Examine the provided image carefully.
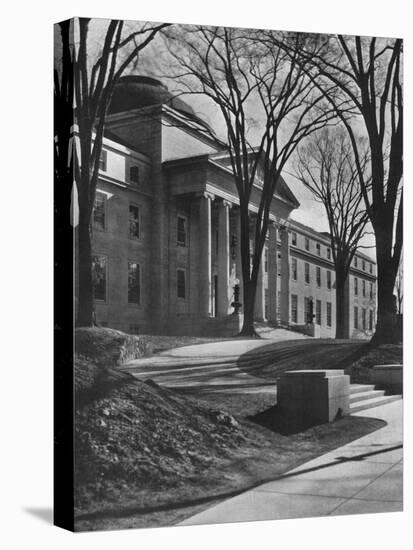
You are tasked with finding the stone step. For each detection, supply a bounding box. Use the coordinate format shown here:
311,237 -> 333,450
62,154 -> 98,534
350,394 -> 402,413
350,389 -> 385,403
349,384 -> 376,394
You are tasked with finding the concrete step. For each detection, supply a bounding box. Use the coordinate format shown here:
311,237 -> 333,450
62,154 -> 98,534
349,384 -> 376,394
350,394 -> 402,413
350,389 -> 385,403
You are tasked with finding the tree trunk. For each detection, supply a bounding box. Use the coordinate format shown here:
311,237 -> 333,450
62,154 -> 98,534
77,209 -> 94,327
239,279 -> 258,336
371,226 -> 398,345
335,269 -> 348,339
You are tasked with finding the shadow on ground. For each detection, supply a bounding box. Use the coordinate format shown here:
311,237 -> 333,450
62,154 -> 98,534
237,339 -> 370,380
23,507 -> 53,525
249,404 -> 347,435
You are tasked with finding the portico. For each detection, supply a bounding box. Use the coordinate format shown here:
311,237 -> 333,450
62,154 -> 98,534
164,152 -> 297,334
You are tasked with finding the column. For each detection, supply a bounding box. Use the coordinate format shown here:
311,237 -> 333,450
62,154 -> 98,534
217,200 -> 231,316
254,252 -> 266,321
280,225 -> 290,325
234,207 -> 243,302
199,193 -> 213,317
267,221 -> 278,323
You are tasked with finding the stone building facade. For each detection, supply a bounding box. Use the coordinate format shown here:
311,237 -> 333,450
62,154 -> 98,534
79,75 -> 376,339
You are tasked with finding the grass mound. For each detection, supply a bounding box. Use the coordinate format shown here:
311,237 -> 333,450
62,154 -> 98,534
346,344 -> 403,383
75,327 -> 154,366
75,356 -> 247,517
75,327 -> 226,367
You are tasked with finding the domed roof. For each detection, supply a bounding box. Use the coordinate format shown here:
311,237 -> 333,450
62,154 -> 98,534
109,76 -> 206,129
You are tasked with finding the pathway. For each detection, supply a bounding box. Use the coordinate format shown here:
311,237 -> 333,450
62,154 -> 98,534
122,333 -> 364,395
179,400 -> 403,525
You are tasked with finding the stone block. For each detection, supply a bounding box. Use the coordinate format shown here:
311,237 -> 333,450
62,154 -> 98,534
370,365 -> 403,395
277,369 -> 350,428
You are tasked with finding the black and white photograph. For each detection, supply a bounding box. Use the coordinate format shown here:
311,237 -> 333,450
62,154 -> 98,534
52,14 -> 404,533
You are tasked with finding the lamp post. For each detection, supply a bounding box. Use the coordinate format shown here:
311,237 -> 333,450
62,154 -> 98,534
231,278 -> 242,314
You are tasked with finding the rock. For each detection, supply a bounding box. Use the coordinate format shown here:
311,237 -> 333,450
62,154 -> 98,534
210,410 -> 239,429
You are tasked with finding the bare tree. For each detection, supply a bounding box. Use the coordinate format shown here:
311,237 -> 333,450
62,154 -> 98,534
284,35 -> 403,344
54,18 -> 169,327
296,128 -> 370,338
167,26 -> 337,336
394,258 -> 403,315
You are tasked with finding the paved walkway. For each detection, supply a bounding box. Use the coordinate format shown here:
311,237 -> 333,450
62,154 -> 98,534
180,400 -> 403,525
122,331 -> 360,395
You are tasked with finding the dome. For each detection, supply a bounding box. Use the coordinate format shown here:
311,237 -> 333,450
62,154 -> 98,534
108,76 -> 208,130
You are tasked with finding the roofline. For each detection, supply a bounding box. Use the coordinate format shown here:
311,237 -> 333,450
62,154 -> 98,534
288,218 -> 376,263
163,154 -> 299,210
72,124 -> 151,164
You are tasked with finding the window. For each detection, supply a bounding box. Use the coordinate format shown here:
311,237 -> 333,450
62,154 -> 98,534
370,263 -> 373,274
316,266 -> 321,287
291,258 -> 297,281
177,269 -> 186,299
291,294 -> 298,323
316,300 -> 322,325
362,279 -> 366,297
93,191 -> 106,230
327,270 -> 332,290
177,216 -> 187,246
264,289 -> 268,319
316,243 -> 321,256
354,256 -> 358,268
291,232 -> 297,246
354,306 -> 359,329
304,297 -> 312,323
354,277 -> 358,296
369,310 -> 374,331
304,262 -> 310,284
362,308 -> 366,330
370,282 -> 374,299
327,302 -> 332,327
128,262 -> 140,304
362,259 -> 366,271
128,204 -> 140,239
129,165 -> 140,184
327,247 -> 331,260
99,149 -> 107,171
264,247 -> 268,273
305,237 -> 310,251
92,255 -> 106,301
276,228 -> 281,241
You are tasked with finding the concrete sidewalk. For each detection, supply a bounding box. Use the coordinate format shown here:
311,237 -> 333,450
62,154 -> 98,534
123,328 -> 311,370
180,400 -> 403,526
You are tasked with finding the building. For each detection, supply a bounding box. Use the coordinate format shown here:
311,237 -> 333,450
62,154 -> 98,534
78,75 -> 376,339
286,220 -> 376,338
